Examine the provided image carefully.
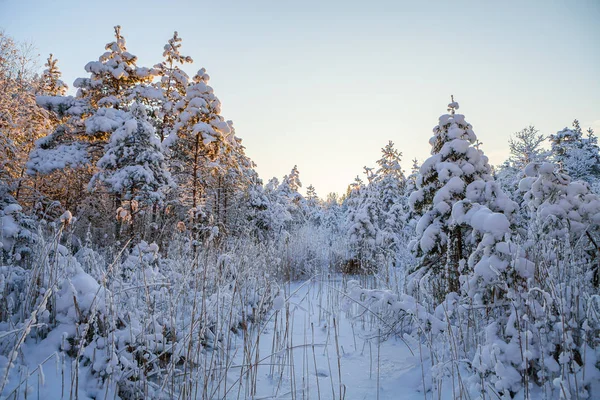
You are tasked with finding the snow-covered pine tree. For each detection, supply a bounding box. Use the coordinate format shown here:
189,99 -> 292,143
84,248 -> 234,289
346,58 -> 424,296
164,68 -> 233,235
154,31 -> 193,141
89,102 -> 172,240
263,176 -> 292,239
208,131 -> 255,238
402,158 -> 421,237
0,180 -> 36,262
278,165 -> 305,227
520,162 -> 600,280
405,158 -> 420,197
30,26 -> 159,222
372,141 -> 406,265
38,54 -> 68,97
408,98 -> 511,302
236,171 -> 272,241
323,192 -> 343,234
508,125 -> 548,169
74,25 -> 157,109
549,120 -> 600,190
344,170 -> 380,273
304,184 -> 323,226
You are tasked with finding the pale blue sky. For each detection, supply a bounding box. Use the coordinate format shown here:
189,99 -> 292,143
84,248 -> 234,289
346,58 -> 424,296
2,0 -> 599,196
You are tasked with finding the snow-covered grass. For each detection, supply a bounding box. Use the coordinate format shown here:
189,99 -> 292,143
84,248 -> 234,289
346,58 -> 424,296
0,224 -> 282,399
2,220 -> 599,399
347,241 -> 600,400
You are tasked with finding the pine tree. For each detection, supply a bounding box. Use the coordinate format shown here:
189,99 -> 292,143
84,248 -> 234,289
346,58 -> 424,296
263,176 -> 292,238
408,98 -> 514,301
89,102 -> 172,239
323,192 -> 343,234
508,126 -> 547,168
304,184 -> 323,226
30,26 -> 158,219
154,31 -> 193,141
74,25 -> 157,109
208,131 -> 255,238
278,165 -> 305,226
549,120 -> 600,187
164,68 -> 233,233
405,158 -> 420,197
372,141 -> 406,264
520,162 -> 600,252
0,181 -> 36,262
497,126 -> 548,202
39,53 -> 68,97
345,178 -> 379,273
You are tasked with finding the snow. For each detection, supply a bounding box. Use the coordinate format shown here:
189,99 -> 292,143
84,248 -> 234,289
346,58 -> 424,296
226,277 -> 427,400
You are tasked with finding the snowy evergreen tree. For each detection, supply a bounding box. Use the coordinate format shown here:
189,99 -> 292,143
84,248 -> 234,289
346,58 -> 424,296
405,158 -> 420,197
402,158 -> 421,235
549,120 -> 600,188
89,102 -> 172,239
30,26 -> 159,223
264,176 -> 292,237
0,181 -> 36,262
278,165 -> 305,226
322,192 -> 343,234
304,184 -> 323,226
154,31 -> 193,141
409,98 -> 515,301
372,141 -> 406,265
520,162 -> 600,266
345,180 -> 379,273
508,125 -> 548,170
74,25 -> 157,109
164,68 -> 233,233
0,33 -> 52,212
208,131 -> 255,237
496,125 -> 548,202
38,53 -> 68,97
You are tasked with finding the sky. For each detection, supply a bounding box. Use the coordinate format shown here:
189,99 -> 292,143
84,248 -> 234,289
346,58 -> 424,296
1,0 -> 599,196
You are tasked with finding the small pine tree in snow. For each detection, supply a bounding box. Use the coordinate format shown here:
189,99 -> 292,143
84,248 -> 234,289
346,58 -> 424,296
0,182 -> 36,262
405,158 -> 420,197
39,54 -> 68,97
323,192 -> 343,234
372,141 -> 406,265
306,184 -> 317,201
280,165 -> 302,194
496,125 -> 548,202
345,172 -> 380,273
154,31 -> 193,141
264,176 -> 292,237
402,158 -> 421,233
550,120 -> 600,187
74,25 -> 157,109
164,68 -> 233,232
409,98 -> 514,301
520,162 -> 600,285
508,125 -> 548,171
89,102 -> 172,238
278,165 -> 305,226
304,184 -> 323,226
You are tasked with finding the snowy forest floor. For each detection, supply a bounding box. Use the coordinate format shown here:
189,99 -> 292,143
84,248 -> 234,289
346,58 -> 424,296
3,273 -> 437,400
209,274 -> 426,400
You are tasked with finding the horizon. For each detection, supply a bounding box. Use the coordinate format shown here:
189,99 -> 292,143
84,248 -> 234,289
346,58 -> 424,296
1,0 -> 599,196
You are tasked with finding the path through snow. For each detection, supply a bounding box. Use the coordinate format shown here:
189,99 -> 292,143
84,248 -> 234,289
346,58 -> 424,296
228,275 -> 426,400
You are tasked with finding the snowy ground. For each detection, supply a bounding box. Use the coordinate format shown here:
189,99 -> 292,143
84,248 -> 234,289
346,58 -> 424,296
2,274 -> 431,400
220,275 -> 426,400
